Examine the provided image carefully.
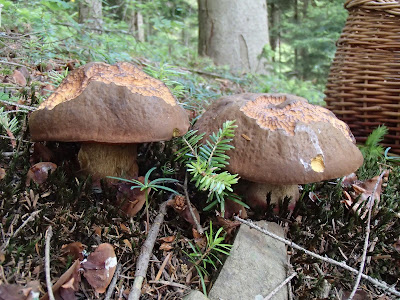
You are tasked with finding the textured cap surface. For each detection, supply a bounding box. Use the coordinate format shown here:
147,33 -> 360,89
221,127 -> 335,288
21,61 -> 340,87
194,93 -> 363,184
29,62 -> 190,143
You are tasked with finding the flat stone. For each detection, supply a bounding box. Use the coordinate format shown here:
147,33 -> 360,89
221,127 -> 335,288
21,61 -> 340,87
209,221 -> 288,300
183,290 -> 209,300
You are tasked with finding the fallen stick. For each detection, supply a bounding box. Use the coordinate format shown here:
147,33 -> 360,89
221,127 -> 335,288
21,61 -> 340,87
44,226 -> 55,300
263,272 -> 297,300
348,171 -> 386,300
105,262 -> 122,300
183,173 -> 204,234
128,201 -> 168,300
234,216 -> 400,297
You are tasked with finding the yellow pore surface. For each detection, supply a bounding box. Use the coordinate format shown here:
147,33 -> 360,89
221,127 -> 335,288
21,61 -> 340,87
39,62 -> 176,110
240,95 -> 354,142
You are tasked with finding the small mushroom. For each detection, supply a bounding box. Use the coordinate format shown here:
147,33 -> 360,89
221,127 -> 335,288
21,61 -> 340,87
29,62 -> 190,180
194,93 -> 364,212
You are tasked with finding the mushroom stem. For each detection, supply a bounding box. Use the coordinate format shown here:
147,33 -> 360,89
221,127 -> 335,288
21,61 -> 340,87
240,180 -> 299,213
78,143 -> 139,180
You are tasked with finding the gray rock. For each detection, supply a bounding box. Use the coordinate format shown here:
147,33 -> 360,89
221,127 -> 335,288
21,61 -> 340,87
209,221 -> 288,300
183,290 -> 209,300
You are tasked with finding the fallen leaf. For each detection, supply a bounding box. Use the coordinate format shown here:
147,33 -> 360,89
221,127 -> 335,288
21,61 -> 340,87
341,289 -> 371,300
26,162 -> 57,186
167,195 -> 200,226
0,281 -> 40,300
159,236 -> 175,243
119,223 -> 131,234
12,69 -> 26,86
0,168 -> 5,180
82,243 -> 117,294
41,260 -> 81,300
344,170 -> 389,218
123,239 -> 133,251
192,228 -> 206,249
115,177 -> 146,217
61,242 -> 85,261
92,225 -> 102,236
159,242 -> 173,251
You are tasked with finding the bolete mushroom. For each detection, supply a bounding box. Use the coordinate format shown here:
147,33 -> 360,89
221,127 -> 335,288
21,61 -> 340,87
193,93 -> 364,211
29,62 -> 190,180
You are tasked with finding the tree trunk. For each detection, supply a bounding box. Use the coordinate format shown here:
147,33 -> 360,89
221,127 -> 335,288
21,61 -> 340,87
198,0 -> 270,74
79,0 -> 103,31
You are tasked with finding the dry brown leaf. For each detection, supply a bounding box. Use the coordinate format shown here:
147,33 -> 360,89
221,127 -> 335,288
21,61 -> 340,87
344,170 -> 389,218
123,239 -> 133,251
115,177 -> 146,217
26,162 -> 57,186
12,69 -> 26,86
159,242 -> 173,251
0,252 -> 4,263
167,195 -> 201,226
61,242 -> 85,261
192,228 -> 206,249
40,260 -> 81,300
0,281 -> 40,300
223,198 -> 247,219
119,223 -> 131,234
0,167 -> 5,180
92,225 -> 102,236
82,243 -> 117,294
159,236 -> 175,243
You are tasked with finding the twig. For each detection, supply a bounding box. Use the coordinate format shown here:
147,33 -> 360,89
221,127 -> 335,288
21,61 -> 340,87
40,259 -> 80,300
0,99 -> 37,111
104,262 -> 122,300
128,201 -> 168,300
155,252 -> 172,281
183,173 -> 203,234
0,210 -> 41,251
234,216 -> 400,297
0,135 -> 33,144
263,272 -> 297,300
45,226 -> 55,300
348,171 -> 386,300
148,280 -> 189,290
0,60 -> 35,70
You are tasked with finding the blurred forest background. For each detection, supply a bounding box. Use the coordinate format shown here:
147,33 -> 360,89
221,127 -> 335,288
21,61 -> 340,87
0,0 -> 348,105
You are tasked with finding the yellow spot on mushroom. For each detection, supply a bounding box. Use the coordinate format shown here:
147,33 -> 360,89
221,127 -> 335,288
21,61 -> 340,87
172,128 -> 181,137
311,154 -> 325,173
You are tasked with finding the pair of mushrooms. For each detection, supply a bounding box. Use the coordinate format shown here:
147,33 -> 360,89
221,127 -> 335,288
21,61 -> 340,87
29,62 -> 363,212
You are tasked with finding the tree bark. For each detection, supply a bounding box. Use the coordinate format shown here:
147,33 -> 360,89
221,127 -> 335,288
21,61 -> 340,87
198,0 -> 270,74
79,0 -> 103,31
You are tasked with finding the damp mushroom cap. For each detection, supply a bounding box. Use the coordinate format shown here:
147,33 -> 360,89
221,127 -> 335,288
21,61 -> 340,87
29,61 -> 190,143
194,93 -> 363,185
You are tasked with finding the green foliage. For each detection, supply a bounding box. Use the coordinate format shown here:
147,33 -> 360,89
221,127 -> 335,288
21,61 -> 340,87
184,221 -> 232,295
176,120 -> 246,214
0,106 -> 18,135
108,167 -> 179,222
358,126 -> 388,179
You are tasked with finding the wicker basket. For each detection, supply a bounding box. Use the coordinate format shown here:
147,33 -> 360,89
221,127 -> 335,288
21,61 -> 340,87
324,0 -> 400,154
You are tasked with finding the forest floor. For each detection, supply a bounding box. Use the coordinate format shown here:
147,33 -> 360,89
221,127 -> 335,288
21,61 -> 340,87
0,30 -> 400,300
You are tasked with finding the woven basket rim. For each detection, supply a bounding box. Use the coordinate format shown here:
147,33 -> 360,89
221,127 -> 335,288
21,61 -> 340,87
345,0 -> 400,15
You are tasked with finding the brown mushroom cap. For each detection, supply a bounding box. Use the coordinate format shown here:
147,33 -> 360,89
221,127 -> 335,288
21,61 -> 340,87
29,62 -> 190,143
193,93 -> 364,185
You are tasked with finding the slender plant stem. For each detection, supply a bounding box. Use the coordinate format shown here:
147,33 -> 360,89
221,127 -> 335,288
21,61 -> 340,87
348,171 -> 386,300
105,262 -> 121,300
183,173 -> 204,234
263,272 -> 297,300
234,216 -> 400,297
128,201 -> 168,300
45,226 -> 55,300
